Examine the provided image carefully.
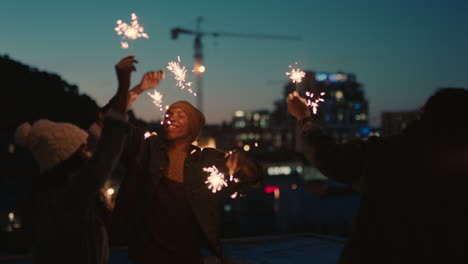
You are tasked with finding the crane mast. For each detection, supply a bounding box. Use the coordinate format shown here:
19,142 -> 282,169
171,16 -> 302,112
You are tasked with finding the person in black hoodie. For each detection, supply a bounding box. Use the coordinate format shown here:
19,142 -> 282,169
15,55 -> 138,264
287,88 -> 468,264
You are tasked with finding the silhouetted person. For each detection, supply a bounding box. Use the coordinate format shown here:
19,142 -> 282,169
287,88 -> 468,264
16,56 -> 136,264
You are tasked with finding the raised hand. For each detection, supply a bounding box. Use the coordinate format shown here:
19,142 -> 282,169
131,70 -> 165,95
287,91 -> 311,120
114,55 -> 138,114
226,151 -> 258,179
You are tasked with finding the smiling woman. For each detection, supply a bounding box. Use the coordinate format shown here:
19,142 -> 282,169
111,87 -> 263,264
163,101 -> 205,142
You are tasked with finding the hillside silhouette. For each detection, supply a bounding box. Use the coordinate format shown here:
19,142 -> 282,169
1,55 -> 147,131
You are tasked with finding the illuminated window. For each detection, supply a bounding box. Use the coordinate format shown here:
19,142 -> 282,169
338,113 -> 344,121
315,73 -> 328,82
335,90 -> 343,100
8,144 -> 15,154
235,121 -> 246,128
235,110 -> 245,117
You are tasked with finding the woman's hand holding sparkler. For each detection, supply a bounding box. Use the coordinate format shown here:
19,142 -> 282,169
131,71 -> 165,95
114,55 -> 138,113
287,91 -> 311,120
226,151 -> 259,180
127,71 -> 166,110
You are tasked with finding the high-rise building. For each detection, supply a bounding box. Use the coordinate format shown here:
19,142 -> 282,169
381,111 -> 420,136
273,71 -> 370,144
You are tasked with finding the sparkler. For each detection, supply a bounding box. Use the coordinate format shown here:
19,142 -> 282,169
286,62 -> 305,84
144,131 -> 157,139
147,90 -> 164,111
305,91 -> 326,114
203,166 -> 228,193
114,13 -> 149,49
166,56 -> 196,95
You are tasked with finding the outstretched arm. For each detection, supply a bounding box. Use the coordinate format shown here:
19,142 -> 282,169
217,151 -> 263,196
127,70 -> 165,110
287,91 -> 370,186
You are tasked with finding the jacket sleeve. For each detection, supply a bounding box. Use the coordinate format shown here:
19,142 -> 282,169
67,118 -> 130,202
302,122 -> 378,186
119,124 -> 148,164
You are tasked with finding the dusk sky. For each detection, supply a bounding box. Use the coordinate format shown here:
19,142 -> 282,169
2,0 -> 467,126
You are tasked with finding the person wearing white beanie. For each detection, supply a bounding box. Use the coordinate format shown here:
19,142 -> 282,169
17,55 -> 137,264
15,120 -> 89,173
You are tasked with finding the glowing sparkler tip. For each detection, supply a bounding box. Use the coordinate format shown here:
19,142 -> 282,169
203,165 -> 228,193
286,64 -> 306,84
166,56 -> 195,94
115,13 -> 149,49
305,91 -> 326,115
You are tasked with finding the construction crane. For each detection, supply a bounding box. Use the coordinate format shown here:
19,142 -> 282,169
171,17 -> 302,112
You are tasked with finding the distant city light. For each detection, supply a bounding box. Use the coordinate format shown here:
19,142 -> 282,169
106,188 -> 115,196
267,166 -> 292,175
264,185 -> 279,194
235,110 -> 245,117
328,73 -> 348,82
274,188 -> 280,199
224,204 -> 232,212
8,212 -> 14,222
243,145 -> 250,152
195,65 -> 206,73
315,73 -> 328,82
335,90 -> 344,100
291,184 -> 298,190
8,144 -> 15,154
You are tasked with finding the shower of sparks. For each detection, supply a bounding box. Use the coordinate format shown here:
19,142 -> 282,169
144,131 -> 157,139
147,90 -> 164,111
305,91 -> 326,114
114,13 -> 149,49
286,63 -> 305,84
203,165 -> 228,193
166,56 -> 195,95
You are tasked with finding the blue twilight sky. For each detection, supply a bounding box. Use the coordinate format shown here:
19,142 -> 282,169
1,0 -> 467,125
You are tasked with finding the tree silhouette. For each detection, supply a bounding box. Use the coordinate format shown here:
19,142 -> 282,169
1,55 -> 101,130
